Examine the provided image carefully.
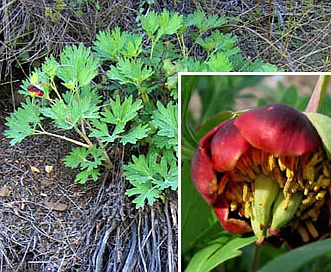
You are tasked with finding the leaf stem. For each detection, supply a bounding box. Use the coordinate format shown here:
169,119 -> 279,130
97,140 -> 113,169
35,127 -> 90,148
150,40 -> 156,59
84,120 -> 113,169
74,124 -> 94,148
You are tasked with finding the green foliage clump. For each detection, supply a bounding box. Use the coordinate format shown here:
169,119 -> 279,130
5,9 -> 278,208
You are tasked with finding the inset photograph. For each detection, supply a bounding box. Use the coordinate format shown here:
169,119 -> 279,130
181,73 -> 331,272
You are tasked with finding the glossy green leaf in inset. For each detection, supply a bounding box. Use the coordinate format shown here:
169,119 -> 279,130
257,238 -> 331,272
304,112 -> 331,159
185,234 -> 256,272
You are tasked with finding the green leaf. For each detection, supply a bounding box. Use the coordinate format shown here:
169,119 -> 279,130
120,124 -> 150,145
42,55 -> 59,80
243,60 -> 279,72
153,154 -> 178,190
152,135 -> 178,151
151,101 -> 178,152
304,112 -> 331,159
125,180 -> 161,208
152,101 -> 177,138
257,238 -> 331,272
63,147 -> 90,168
42,87 -> 100,129
180,75 -> 198,160
140,11 -> 159,38
156,10 -> 183,40
124,151 -> 178,208
185,10 -> 227,33
93,27 -> 143,61
207,52 -> 232,72
41,99 -> 71,129
196,30 -> 237,55
185,234 -> 256,272
103,95 -> 143,125
4,99 -> 43,145
63,146 -> 104,184
124,153 -> 158,184
89,120 -> 124,142
57,44 -> 99,88
94,28 -> 126,61
90,95 -> 144,144
107,58 -> 154,87
140,10 -> 183,42
75,168 -> 101,184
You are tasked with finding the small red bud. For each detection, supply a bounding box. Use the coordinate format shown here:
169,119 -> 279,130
28,84 -> 44,97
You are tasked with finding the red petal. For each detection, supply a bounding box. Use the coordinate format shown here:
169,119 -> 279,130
211,119 -> 250,171
234,104 -> 321,156
213,197 -> 252,234
191,147 -> 218,205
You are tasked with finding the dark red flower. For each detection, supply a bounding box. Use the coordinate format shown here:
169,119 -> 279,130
191,104 -> 331,245
28,84 -> 44,97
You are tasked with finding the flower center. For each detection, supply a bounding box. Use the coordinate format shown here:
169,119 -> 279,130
218,147 -> 331,243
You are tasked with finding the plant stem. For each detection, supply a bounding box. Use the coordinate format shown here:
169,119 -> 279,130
250,244 -> 262,272
35,129 -> 90,148
96,140 -> 113,169
84,120 -> 113,169
150,40 -> 156,59
74,125 -> 94,148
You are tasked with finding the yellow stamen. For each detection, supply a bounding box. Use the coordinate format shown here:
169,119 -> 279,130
316,190 -> 326,200
278,156 -> 287,171
268,154 -> 276,172
244,201 -> 251,218
222,147 -> 330,244
305,220 -> 319,238
298,226 -> 310,243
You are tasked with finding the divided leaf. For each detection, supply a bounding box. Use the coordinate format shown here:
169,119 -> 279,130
89,95 -> 146,144
125,180 -> 161,208
64,146 -> 105,184
42,55 -> 59,80
89,120 -> 124,142
103,95 -> 143,125
185,10 -> 227,33
4,99 -> 43,145
140,10 -> 183,41
156,10 -> 183,40
93,27 -> 143,61
57,43 -> 99,88
107,58 -> 154,87
207,52 -> 233,72
140,11 -> 159,38
151,101 -> 178,152
152,101 -> 177,138
41,87 -> 100,129
124,151 -> 178,208
196,30 -> 237,56
120,124 -> 150,145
